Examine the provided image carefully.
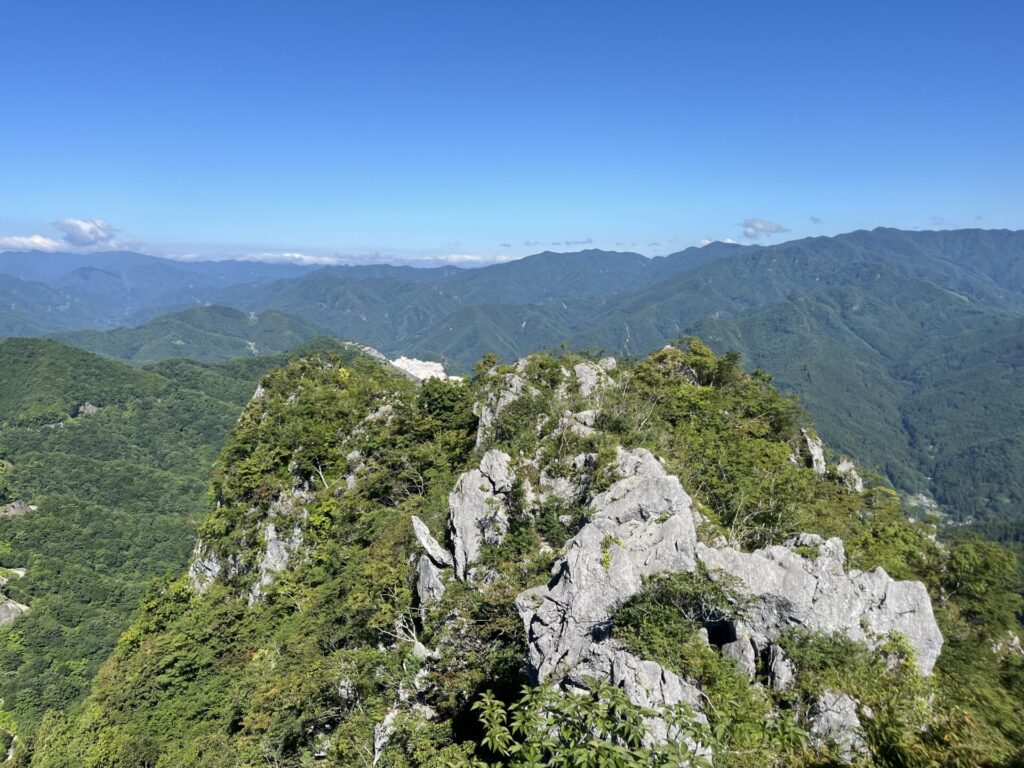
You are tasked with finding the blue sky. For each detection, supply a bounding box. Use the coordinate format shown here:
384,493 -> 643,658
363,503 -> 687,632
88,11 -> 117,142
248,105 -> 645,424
1,0 -> 1021,264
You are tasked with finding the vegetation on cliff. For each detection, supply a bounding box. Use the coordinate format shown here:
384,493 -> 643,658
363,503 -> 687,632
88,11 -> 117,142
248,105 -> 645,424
9,341 -> 1019,767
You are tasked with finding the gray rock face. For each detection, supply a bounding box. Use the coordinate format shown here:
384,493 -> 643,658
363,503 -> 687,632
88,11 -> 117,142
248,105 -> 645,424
480,450 -> 515,493
0,596 -> 28,626
188,540 -> 222,594
721,637 -> 757,680
554,409 -> 600,438
372,708 -> 398,766
537,452 -> 595,507
768,644 -> 796,691
574,362 -> 608,398
448,450 -> 514,579
416,555 -> 446,606
809,691 -> 864,759
246,491 -> 310,603
566,640 -> 706,747
75,401 -> 100,417
836,458 -> 864,492
517,448 -> 697,682
697,535 -> 943,674
0,500 -> 31,517
475,372 -> 526,445
249,521 -> 304,603
411,515 -> 453,568
794,430 -> 827,479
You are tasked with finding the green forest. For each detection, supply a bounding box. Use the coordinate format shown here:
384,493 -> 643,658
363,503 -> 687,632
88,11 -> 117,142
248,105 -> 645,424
0,338 -> 374,730
6,342 -> 1018,767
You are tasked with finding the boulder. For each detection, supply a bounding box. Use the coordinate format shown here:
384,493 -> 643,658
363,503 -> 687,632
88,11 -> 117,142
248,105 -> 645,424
517,448 -> 698,682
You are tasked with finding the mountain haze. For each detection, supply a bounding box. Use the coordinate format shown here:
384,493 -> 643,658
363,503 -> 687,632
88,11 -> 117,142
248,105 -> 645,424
4,228 -> 1024,525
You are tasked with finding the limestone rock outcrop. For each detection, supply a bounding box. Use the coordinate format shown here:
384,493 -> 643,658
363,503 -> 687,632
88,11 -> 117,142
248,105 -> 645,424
448,450 -> 515,579
517,448 -> 697,682
474,371 -> 526,445
249,520 -> 304,603
809,691 -> 864,759
0,500 -> 32,517
791,429 -> 827,475
836,458 -> 864,492
416,555 -> 446,606
697,533 -> 943,673
188,540 -> 223,594
411,515 -> 453,568
566,640 -> 707,748
0,596 -> 29,626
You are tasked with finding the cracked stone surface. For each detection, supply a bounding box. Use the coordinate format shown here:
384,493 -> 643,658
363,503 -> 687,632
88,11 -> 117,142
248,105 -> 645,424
517,448 -> 697,682
448,450 -> 514,579
697,534 -> 943,674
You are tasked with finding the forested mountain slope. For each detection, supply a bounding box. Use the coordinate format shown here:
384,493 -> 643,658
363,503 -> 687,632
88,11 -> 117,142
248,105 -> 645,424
55,306 -> 328,365
10,229 -> 1024,524
16,343 -> 1021,767
0,338 -> 379,730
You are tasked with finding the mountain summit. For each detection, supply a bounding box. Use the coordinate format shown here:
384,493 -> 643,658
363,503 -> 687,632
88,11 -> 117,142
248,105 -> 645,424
20,342 -> 1022,766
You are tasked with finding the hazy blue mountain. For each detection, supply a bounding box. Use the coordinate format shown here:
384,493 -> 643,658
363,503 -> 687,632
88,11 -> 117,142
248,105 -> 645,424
0,251 -> 318,329
7,229 -> 1024,523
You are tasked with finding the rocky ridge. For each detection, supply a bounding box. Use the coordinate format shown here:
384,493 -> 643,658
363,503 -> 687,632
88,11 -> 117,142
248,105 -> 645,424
179,348 -> 949,763
406,356 -> 943,756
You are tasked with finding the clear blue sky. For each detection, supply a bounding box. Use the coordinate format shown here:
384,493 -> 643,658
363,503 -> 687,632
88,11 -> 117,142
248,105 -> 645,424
1,0 -> 1021,264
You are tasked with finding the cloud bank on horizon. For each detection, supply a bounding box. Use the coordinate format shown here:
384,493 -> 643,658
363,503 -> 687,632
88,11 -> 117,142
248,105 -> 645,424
0,218 -> 117,252
0,213 -> 995,267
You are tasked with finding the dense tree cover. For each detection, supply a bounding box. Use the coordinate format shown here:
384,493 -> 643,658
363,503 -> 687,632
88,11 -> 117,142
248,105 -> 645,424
0,338 -> 377,731
27,229 -> 1024,528
56,306 -> 327,365
14,342 -> 1020,767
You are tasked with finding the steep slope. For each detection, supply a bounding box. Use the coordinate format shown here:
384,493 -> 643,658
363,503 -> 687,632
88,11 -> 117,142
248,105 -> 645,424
55,306 -> 329,365
0,338 -> 382,729
689,282 -> 1024,521
20,344 -> 1022,767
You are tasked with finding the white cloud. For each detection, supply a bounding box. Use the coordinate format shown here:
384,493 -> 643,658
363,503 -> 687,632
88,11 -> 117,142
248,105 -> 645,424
179,251 -> 341,266
53,218 -> 116,247
741,217 -> 789,240
697,239 -> 712,247
1,217 -> 124,253
439,253 -> 515,265
0,234 -> 65,252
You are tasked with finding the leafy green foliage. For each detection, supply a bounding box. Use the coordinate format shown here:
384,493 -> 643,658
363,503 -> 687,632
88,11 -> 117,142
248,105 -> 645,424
454,682 -> 709,768
5,343 -> 1021,768
0,339 -> 376,729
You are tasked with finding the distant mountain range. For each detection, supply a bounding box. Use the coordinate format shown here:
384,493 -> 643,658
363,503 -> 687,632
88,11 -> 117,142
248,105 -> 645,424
2,227 -> 1023,524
